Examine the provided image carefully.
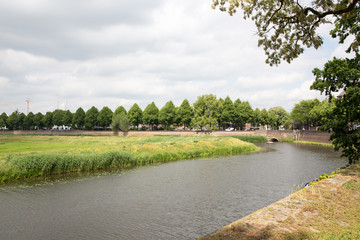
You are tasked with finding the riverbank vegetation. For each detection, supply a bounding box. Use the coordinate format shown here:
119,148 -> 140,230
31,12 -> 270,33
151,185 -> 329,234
280,139 -> 333,148
0,135 -> 258,183
294,141 -> 333,148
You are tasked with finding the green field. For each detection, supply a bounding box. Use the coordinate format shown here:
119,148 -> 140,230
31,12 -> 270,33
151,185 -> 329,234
0,134 -> 258,183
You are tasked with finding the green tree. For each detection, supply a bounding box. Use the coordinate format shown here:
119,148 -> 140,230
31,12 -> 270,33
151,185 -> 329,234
220,96 -> 235,128
212,0 -> 360,66
311,55 -> 360,164
53,110 -> 65,126
268,107 -> 289,129
192,94 -> 220,131
291,99 -> 320,130
119,112 -> 130,133
0,112 -> 8,129
33,112 -> 44,130
128,103 -> 143,130
259,108 -> 269,129
114,106 -> 127,116
143,102 -> 159,130
6,111 -> 19,130
233,99 -> 242,130
111,112 -> 130,135
159,101 -> 176,130
17,112 -> 26,130
97,106 -> 113,130
23,112 -> 35,130
233,99 -> 253,130
62,110 -> 73,127
217,98 -> 224,130
85,106 -> 99,130
309,99 -> 336,129
72,107 -> 86,129
43,112 -> 53,129
252,108 -> 261,127
174,106 -> 181,127
111,115 -> 121,135
220,96 -> 235,129
176,99 -> 194,130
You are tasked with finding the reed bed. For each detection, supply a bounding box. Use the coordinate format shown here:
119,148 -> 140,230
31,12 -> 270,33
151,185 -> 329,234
0,135 -> 258,183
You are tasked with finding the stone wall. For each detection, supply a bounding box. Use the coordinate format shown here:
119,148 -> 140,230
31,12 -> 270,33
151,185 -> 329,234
297,130 -> 332,143
0,129 -> 332,143
267,130 -> 332,143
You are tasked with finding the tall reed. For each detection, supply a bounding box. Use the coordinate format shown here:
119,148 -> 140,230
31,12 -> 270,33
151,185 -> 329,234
0,137 -> 258,183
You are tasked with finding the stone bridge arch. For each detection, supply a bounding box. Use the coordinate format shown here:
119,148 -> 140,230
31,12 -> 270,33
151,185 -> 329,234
269,137 -> 279,142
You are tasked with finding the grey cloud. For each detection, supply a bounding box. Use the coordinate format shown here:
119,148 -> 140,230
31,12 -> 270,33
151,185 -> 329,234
0,0 -> 166,60
0,1 -> 337,115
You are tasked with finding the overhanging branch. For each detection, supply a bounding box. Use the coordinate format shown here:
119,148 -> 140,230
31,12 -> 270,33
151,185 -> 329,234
304,0 -> 359,19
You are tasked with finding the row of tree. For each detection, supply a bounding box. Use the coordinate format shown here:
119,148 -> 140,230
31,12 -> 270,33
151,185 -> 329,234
0,95 -> 292,131
290,98 -> 336,130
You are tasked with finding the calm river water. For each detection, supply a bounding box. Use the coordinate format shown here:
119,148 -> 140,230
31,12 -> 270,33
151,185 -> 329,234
0,143 -> 347,240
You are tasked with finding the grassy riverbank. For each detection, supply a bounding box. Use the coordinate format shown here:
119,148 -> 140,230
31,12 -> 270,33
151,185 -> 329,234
280,138 -> 333,147
230,135 -> 268,143
0,135 -> 258,183
202,163 -> 360,240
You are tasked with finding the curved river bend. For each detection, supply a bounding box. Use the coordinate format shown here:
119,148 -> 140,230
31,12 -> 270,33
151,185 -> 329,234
0,143 -> 346,239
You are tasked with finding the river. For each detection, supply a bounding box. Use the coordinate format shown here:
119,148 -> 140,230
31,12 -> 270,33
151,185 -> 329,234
0,143 -> 347,239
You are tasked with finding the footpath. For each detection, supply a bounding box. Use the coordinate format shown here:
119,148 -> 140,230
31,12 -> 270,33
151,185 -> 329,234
200,163 -> 360,240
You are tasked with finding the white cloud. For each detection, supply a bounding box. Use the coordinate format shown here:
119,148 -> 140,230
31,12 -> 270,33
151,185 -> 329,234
0,0 -> 341,115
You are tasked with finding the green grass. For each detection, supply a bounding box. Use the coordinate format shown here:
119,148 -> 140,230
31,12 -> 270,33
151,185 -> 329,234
0,135 -> 258,183
230,135 -> 268,143
294,141 -> 333,147
280,138 -> 295,142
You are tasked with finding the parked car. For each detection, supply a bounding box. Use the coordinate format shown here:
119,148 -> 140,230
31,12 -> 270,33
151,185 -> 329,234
225,127 -> 234,131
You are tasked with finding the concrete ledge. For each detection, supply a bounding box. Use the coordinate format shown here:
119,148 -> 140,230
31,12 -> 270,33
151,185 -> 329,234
200,174 -> 351,239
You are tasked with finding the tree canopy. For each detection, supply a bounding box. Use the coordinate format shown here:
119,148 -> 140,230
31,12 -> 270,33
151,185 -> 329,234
23,112 -> 35,130
43,112 -> 53,129
220,96 -> 235,128
114,106 -> 127,116
143,102 -> 159,130
311,55 -> 360,164
268,106 -> 289,129
291,99 -> 320,129
0,113 -> 8,128
72,107 -> 85,129
193,94 -> 220,130
63,110 -> 73,127
52,110 -> 64,126
128,103 -> 143,129
159,101 -> 176,130
97,106 -> 113,129
176,99 -> 194,129
33,112 -> 44,129
233,99 -> 253,130
212,0 -> 359,65
85,106 -> 99,130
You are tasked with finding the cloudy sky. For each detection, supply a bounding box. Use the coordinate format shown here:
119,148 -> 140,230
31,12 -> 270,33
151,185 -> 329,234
0,0 -> 348,115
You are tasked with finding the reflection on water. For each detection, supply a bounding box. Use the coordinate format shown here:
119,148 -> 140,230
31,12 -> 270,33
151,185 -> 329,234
0,143 -> 346,240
